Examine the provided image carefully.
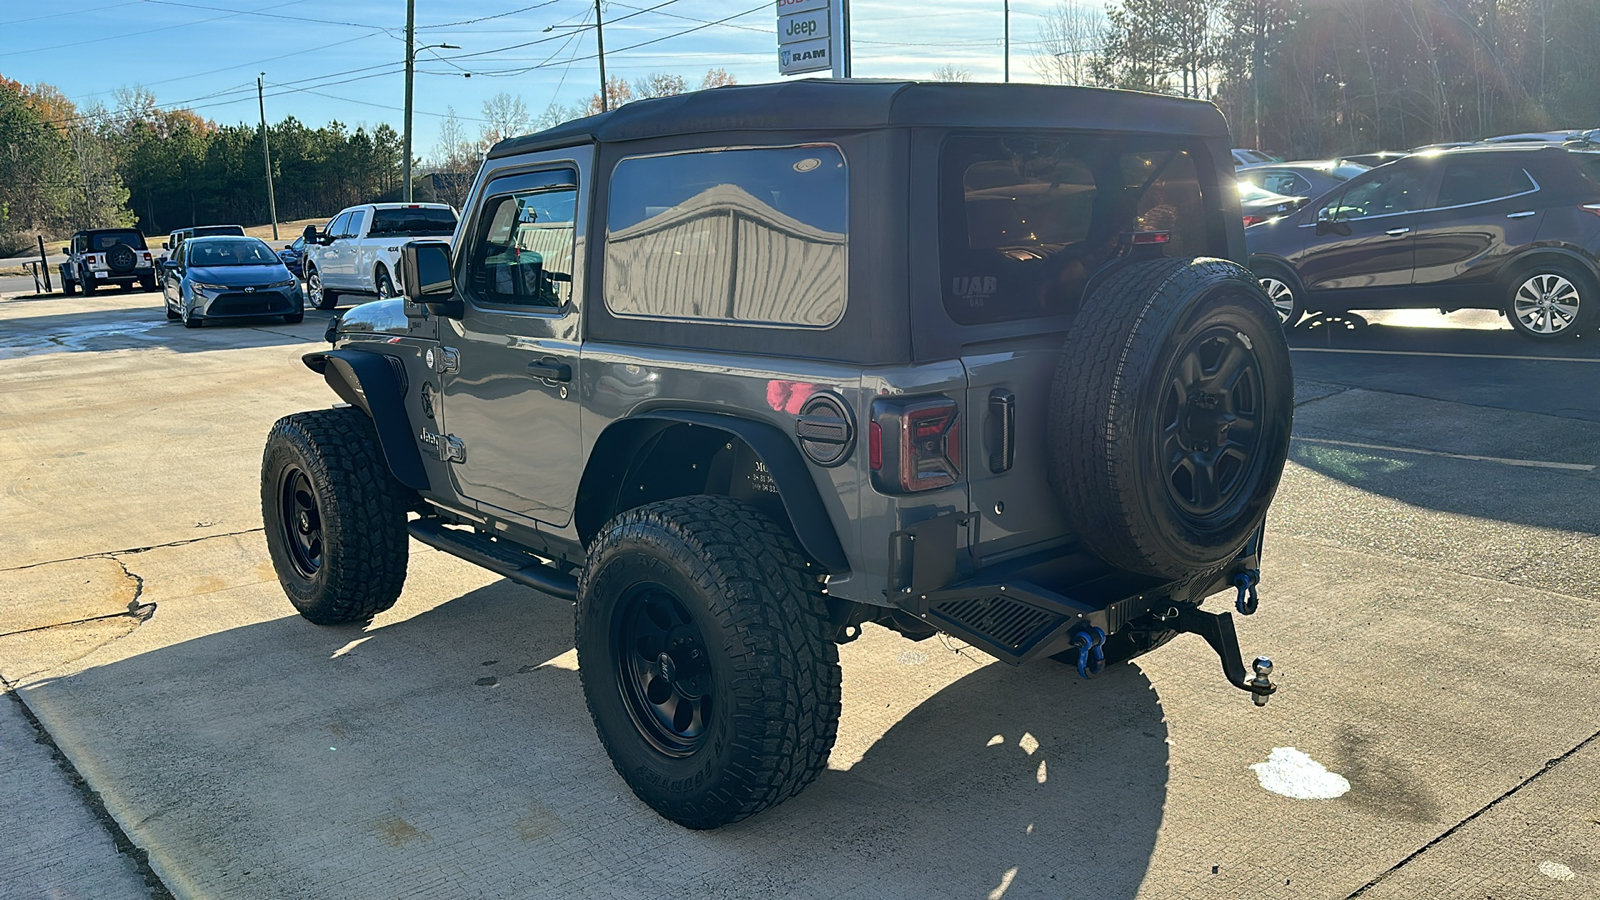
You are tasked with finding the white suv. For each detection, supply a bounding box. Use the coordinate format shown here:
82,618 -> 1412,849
301,202 -> 458,309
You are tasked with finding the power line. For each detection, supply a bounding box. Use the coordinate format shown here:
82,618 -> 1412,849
417,0 -> 564,31
0,0 -> 319,58
0,0 -> 142,26
138,0 -> 400,34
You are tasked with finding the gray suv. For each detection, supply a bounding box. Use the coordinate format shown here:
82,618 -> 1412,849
261,81 -> 1294,829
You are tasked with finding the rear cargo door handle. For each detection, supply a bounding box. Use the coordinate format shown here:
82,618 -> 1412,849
1505,210 -> 1536,219
526,358 -> 571,382
1385,227 -> 1411,236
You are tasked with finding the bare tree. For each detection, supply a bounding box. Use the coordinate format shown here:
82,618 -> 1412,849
699,67 -> 737,90
581,78 -> 634,117
632,72 -> 688,99
1032,1 -> 1104,85
479,92 -> 531,146
929,64 -> 973,82
426,106 -> 481,210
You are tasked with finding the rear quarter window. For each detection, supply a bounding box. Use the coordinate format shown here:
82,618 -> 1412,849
939,133 -> 1211,325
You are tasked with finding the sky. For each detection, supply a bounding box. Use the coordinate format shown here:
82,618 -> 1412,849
0,0 -> 1092,160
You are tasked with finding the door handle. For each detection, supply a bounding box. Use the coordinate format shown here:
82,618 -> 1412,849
1506,210 -> 1536,219
1385,227 -> 1411,236
526,358 -> 572,382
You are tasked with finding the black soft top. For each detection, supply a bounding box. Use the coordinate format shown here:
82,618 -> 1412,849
489,80 -> 1230,159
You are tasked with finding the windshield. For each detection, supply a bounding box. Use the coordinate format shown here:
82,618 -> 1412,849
91,231 -> 147,251
370,207 -> 457,237
186,238 -> 279,267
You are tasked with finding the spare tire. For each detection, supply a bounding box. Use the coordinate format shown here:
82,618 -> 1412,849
106,242 -> 137,273
1047,257 -> 1293,579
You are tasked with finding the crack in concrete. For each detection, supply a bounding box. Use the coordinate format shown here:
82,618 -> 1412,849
0,685 -> 175,900
0,604 -> 156,640
2,528 -> 264,573
1345,726 -> 1600,898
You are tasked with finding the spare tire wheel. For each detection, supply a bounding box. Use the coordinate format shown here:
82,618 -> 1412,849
106,242 -> 137,273
1047,257 -> 1293,580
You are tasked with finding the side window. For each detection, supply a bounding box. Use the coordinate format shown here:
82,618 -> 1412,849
345,209 -> 368,238
1435,161 -> 1536,207
1323,167 -> 1428,220
326,212 -> 352,240
604,145 -> 848,327
467,188 -> 577,309
939,133 -> 1210,325
1258,171 -> 1305,195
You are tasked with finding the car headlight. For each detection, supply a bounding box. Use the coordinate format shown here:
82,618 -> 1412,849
267,279 -> 296,288
191,282 -> 227,292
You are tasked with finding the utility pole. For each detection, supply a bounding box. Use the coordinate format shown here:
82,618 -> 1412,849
1004,0 -> 1009,83
595,0 -> 608,112
257,74 -> 279,240
403,0 -> 416,201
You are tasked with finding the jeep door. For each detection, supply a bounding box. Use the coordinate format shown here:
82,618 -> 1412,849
439,162 -> 586,525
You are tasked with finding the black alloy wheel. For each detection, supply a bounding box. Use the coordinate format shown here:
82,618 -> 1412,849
277,465 -> 324,579
1159,326 -> 1264,521
613,584 -> 714,757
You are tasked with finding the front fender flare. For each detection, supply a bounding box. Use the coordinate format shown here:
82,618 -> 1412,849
302,349 -> 429,492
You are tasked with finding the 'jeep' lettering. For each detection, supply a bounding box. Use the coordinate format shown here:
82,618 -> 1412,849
783,17 -> 817,38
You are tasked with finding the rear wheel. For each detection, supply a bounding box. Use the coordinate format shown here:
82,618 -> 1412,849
139,274 -> 157,292
576,496 -> 841,829
81,270 -> 98,295
374,267 -> 396,299
1507,263 -> 1592,339
1257,274 -> 1302,327
261,408 -> 411,625
1048,258 -> 1294,580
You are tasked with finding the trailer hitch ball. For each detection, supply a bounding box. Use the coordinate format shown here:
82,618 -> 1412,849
1250,656 -> 1274,707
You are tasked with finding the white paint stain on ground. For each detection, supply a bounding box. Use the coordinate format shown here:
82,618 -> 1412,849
1249,747 -> 1351,800
1538,861 -> 1575,881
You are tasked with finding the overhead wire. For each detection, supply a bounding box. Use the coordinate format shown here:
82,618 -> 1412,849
0,0 -> 320,58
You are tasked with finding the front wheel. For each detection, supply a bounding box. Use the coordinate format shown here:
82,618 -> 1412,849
1507,264 -> 1592,339
81,271 -> 98,295
261,407 -> 411,625
576,496 -> 841,829
307,267 -> 338,310
283,311 -> 305,324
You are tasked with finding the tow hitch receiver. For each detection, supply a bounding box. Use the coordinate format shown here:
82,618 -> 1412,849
1164,604 -> 1277,706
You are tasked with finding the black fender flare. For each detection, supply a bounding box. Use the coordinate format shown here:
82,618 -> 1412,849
578,410 -> 850,574
302,349 -> 430,492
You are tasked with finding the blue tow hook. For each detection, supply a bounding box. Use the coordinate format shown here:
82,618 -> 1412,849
1072,627 -> 1107,679
1233,568 -> 1261,616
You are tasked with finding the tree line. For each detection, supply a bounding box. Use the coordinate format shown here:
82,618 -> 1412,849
1035,0 -> 1600,159
1,68 -> 735,256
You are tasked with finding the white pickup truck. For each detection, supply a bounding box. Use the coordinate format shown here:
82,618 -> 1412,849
300,202 -> 458,309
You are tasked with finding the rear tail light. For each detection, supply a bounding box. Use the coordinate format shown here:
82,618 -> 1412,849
870,396 -> 961,494
1581,204 -> 1600,217
1130,230 -> 1171,244
1242,215 -> 1264,227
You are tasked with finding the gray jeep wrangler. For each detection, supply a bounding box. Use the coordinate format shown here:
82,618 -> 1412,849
261,81 -> 1294,830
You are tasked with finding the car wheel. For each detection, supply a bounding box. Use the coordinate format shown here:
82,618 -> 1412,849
307,267 -> 338,310
81,271 -> 98,295
140,274 -> 157,292
63,279 -> 77,296
1507,264 -> 1592,339
1258,274 -> 1303,327
576,496 -> 841,830
1047,258 -> 1294,580
375,268 -> 396,299
283,311 -> 305,324
165,302 -> 180,320
181,302 -> 203,328
261,408 -> 411,625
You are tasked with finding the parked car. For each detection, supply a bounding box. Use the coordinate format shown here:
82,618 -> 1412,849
277,234 -> 307,278
1237,160 -> 1369,201
1239,181 -> 1308,227
159,235 -> 304,328
261,81 -> 1292,831
161,224 -> 246,260
1247,144 -> 1600,337
1232,147 -> 1278,166
1341,150 -> 1408,168
1482,131 -> 1584,144
301,202 -> 458,309
59,228 -> 156,295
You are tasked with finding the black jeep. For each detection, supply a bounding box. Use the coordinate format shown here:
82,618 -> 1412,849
260,81 -> 1294,829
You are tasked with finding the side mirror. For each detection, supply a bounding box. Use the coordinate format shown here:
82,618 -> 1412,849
1314,209 -> 1351,236
302,224 -> 321,245
162,241 -> 169,250
61,245 -> 70,254
401,241 -> 461,318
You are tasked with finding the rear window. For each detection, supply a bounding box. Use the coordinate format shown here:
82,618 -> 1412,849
370,207 -> 458,237
1435,160 -> 1536,207
940,134 -> 1211,325
192,225 -> 245,237
1330,164 -> 1370,181
91,231 -> 147,251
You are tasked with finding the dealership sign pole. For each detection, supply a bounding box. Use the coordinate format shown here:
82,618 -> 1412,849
778,0 -> 849,78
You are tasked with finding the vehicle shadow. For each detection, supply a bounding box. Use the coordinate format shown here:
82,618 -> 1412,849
18,578 -> 1166,899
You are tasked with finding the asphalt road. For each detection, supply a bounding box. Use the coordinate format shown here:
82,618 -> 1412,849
1,289 -> 1596,899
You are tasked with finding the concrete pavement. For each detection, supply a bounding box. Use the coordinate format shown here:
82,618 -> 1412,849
1,288 -> 1597,898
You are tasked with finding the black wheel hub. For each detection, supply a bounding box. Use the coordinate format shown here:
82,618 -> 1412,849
1160,327 -> 1263,519
279,466 -> 324,578
614,585 -> 713,757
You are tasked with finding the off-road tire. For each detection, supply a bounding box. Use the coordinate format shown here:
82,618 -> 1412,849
139,274 -> 157,292
261,407 -> 411,625
81,270 -> 98,295
1048,257 -> 1293,580
63,279 -> 77,296
575,496 -> 842,830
